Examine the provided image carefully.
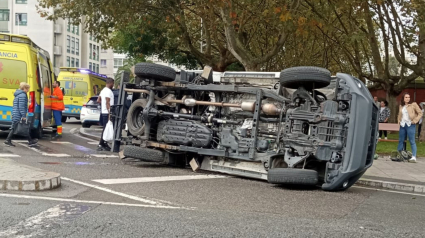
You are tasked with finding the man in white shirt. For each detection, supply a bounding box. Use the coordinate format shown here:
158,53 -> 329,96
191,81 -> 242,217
97,78 -> 115,151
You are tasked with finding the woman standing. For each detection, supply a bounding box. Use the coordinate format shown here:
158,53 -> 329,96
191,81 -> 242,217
397,93 -> 423,163
379,100 -> 390,140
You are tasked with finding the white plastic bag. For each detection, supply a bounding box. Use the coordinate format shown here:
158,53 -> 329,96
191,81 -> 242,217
103,120 -> 114,141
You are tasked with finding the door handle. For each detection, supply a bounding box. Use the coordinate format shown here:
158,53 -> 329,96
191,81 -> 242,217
0,97 -> 8,100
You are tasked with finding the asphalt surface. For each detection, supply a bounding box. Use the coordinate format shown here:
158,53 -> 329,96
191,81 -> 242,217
0,118 -> 424,237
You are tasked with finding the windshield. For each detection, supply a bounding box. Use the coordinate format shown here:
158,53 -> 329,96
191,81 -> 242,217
0,59 -> 27,89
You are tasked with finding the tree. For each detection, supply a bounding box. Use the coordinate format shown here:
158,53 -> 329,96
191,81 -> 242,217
114,58 -> 138,88
37,0 -> 307,71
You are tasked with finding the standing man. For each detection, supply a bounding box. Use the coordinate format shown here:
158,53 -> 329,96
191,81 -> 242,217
97,78 -> 114,151
51,80 -> 65,139
373,96 -> 381,109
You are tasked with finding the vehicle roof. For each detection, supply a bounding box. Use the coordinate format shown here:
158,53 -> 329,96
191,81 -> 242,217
0,33 -> 50,59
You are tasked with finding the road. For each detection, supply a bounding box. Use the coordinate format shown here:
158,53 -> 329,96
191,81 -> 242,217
0,118 -> 424,237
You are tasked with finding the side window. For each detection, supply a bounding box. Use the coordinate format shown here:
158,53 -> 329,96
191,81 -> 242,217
41,65 -> 52,98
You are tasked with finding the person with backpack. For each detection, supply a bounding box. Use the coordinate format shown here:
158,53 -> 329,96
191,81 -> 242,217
3,82 -> 38,147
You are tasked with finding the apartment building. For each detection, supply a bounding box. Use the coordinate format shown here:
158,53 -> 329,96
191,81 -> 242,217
0,0 -> 114,77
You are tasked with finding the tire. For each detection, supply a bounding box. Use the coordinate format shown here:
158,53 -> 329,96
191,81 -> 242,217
267,168 -> 319,186
280,66 -> 331,89
134,63 -> 176,82
30,123 -> 43,139
61,116 -> 67,123
82,123 -> 91,128
123,146 -> 165,162
126,99 -> 147,136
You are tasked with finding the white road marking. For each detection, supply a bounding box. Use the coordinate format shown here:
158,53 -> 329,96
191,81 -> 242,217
12,140 -> 30,143
91,154 -> 118,158
353,185 -> 425,197
50,141 -> 72,144
87,141 -> 99,145
0,154 -> 20,157
93,175 -> 228,185
61,177 -> 174,206
72,133 -> 98,142
0,193 -> 188,210
0,204 -> 90,237
16,142 -> 71,157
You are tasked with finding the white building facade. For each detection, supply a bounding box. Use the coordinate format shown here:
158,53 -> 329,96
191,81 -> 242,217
0,0 -> 114,77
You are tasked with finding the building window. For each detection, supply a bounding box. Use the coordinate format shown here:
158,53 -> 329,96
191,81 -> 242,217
0,10 -> 10,21
67,22 -> 70,32
66,35 -> 70,53
93,44 -> 97,60
96,46 -> 99,61
97,64 -> 99,73
89,35 -> 92,41
114,58 -> 123,68
71,24 -> 74,33
89,62 -> 92,71
15,13 -> 27,26
101,59 -> 107,68
76,38 -> 79,55
75,25 -> 79,35
66,56 -> 70,67
71,37 -> 75,54
71,57 -> 75,67
76,59 -> 79,68
16,0 -> 27,4
89,43 -> 92,59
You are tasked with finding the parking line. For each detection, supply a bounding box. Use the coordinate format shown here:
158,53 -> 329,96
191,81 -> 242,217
0,193 -> 189,210
0,154 -> 20,157
61,177 -> 175,206
50,141 -> 72,144
91,154 -> 118,158
93,175 -> 228,185
16,142 -> 71,157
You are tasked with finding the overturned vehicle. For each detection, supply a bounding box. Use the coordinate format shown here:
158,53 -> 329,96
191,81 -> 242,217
111,63 -> 378,191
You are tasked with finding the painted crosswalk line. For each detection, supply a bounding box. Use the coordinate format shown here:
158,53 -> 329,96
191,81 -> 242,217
91,154 -> 118,158
93,175 -> 228,185
16,142 -> 71,157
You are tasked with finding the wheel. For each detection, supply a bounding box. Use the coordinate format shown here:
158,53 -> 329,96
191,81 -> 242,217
30,123 -> 43,139
134,63 -> 176,82
126,99 -> 148,136
61,116 -> 67,123
123,146 -> 165,162
82,123 -> 91,128
280,66 -> 331,89
267,168 -> 319,186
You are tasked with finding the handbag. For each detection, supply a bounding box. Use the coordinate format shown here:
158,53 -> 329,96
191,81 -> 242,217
13,118 -> 30,137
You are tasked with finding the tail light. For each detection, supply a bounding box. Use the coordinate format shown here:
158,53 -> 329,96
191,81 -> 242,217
28,91 -> 35,113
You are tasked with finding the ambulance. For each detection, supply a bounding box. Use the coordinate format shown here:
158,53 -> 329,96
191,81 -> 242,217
0,33 -> 55,138
57,67 -> 107,122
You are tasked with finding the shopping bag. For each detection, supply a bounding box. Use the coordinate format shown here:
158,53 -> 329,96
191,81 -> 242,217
103,120 -> 114,141
13,119 -> 30,137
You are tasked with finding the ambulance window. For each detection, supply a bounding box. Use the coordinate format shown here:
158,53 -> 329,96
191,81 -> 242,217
41,65 -> 51,95
63,81 -> 88,97
0,59 -> 27,89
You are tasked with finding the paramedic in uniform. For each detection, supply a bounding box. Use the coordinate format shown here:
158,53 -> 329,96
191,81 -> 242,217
51,80 -> 65,139
97,78 -> 114,151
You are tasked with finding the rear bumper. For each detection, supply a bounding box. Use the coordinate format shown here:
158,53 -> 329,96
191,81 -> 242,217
322,74 -> 378,191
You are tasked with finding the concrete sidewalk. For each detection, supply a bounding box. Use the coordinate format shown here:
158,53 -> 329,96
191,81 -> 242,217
0,158 -> 61,191
78,129 -> 425,193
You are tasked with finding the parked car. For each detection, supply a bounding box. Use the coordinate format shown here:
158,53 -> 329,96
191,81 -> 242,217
80,96 -> 100,128
113,63 -> 379,191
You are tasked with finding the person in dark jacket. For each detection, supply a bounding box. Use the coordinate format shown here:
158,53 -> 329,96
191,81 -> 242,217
3,83 -> 38,147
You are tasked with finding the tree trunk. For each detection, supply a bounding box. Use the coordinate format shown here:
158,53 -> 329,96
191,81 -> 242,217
386,90 -> 398,124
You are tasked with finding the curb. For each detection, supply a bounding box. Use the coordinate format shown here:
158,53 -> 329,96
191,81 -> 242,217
78,128 -> 101,141
355,178 -> 425,194
0,158 -> 61,191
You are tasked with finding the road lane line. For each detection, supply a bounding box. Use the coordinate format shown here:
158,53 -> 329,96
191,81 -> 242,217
61,177 -> 175,206
93,175 -> 228,185
16,142 -> 71,157
0,154 -> 20,157
0,204 -> 93,237
50,141 -> 72,144
87,141 -> 99,145
72,133 -> 98,142
353,185 -> 425,197
91,154 -> 118,158
0,193 -> 188,210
